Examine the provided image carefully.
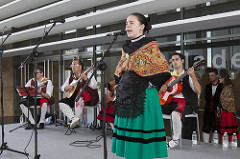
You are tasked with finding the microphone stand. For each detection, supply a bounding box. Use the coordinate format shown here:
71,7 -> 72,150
75,35 -> 119,159
0,32 -> 28,156
18,22 -> 57,159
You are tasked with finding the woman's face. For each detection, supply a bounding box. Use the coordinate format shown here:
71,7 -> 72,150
126,15 -> 145,39
219,76 -> 224,84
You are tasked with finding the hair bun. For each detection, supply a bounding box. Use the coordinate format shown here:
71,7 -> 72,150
73,57 -> 79,60
147,17 -> 151,22
146,17 -> 152,33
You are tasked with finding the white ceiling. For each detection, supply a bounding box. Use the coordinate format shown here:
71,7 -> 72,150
0,0 -> 116,31
4,9 -> 240,57
1,0 -> 215,45
0,0 -> 13,7
3,0 -> 238,58
0,0 -> 59,20
149,9 -> 240,37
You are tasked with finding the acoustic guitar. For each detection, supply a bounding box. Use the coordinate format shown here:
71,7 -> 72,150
106,80 -> 116,104
66,66 -> 94,98
159,60 -> 206,105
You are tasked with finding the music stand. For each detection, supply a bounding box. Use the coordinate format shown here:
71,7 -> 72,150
9,86 -> 35,132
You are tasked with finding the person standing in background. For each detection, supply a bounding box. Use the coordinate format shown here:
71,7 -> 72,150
218,70 -> 239,142
202,68 -> 223,143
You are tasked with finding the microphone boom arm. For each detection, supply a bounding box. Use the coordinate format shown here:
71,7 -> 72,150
18,23 -> 56,70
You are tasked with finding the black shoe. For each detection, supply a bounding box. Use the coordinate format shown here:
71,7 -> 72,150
25,124 -> 34,130
38,123 -> 45,129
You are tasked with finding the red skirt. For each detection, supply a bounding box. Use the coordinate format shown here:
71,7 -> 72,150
219,110 -> 240,141
97,102 -> 115,124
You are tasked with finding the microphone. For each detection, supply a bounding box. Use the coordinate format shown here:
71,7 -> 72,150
2,26 -> 20,33
11,27 -> 20,33
49,19 -> 65,23
106,30 -> 126,36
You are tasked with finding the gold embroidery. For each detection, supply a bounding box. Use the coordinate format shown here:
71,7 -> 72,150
115,41 -> 169,77
220,85 -> 236,113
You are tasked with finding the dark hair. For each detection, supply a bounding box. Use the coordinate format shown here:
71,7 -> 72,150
36,66 -> 44,73
73,57 -> 84,69
171,53 -> 185,60
209,68 -> 218,75
220,69 -> 233,87
129,12 -> 152,33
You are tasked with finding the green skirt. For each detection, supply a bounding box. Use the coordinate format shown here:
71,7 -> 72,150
112,87 -> 168,159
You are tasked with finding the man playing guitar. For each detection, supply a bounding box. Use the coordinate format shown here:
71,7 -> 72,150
59,58 -> 98,129
160,53 -> 201,148
19,66 -> 53,129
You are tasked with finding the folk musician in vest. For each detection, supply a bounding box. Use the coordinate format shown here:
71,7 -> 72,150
59,58 -> 98,129
19,66 -> 53,129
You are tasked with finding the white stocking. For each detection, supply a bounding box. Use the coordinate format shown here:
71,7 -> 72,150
171,111 -> 182,141
20,104 -> 35,124
59,103 -> 74,120
39,103 -> 48,123
109,123 -> 114,130
74,98 -> 84,119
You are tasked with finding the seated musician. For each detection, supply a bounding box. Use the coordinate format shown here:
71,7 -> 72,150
97,80 -> 116,130
59,57 -> 98,129
159,53 -> 201,148
19,66 -> 54,129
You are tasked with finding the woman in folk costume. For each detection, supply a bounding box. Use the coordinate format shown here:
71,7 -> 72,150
218,70 -> 239,141
111,12 -> 171,159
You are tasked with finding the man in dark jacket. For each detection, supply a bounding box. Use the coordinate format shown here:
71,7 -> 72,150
202,68 -> 223,143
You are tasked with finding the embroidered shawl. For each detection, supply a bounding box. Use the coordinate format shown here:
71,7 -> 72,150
114,40 -> 169,77
220,85 -> 236,113
113,39 -> 170,118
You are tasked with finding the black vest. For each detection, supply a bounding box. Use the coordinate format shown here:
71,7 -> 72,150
204,82 -> 223,110
182,75 -> 199,114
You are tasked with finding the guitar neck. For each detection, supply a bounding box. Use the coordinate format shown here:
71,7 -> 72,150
165,60 -> 206,91
75,65 -> 95,102
70,66 -> 94,86
167,71 -> 188,90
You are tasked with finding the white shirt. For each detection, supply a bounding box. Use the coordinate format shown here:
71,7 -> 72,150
61,71 -> 98,92
212,82 -> 218,96
25,77 -> 53,97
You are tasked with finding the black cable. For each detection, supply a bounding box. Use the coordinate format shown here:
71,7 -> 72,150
69,130 -> 113,149
24,130 -> 34,159
43,24 -> 47,37
103,36 -> 108,56
69,134 -> 102,149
